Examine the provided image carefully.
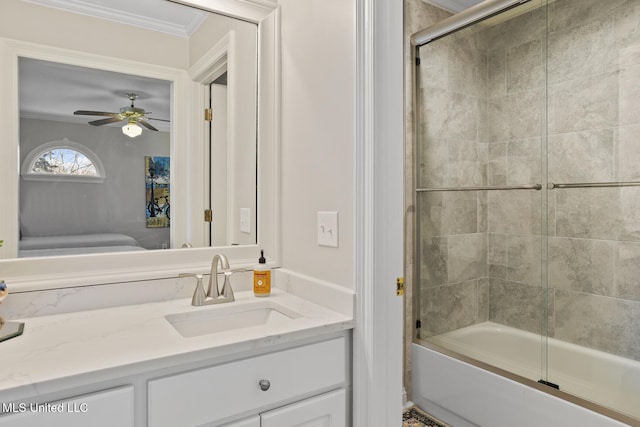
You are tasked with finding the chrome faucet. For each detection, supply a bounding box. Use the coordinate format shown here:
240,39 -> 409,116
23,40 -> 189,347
180,253 -> 235,306
207,253 -> 233,301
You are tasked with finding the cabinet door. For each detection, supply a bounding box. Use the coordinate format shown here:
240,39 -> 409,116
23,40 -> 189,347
0,387 -> 133,427
219,415 -> 260,427
260,389 -> 346,427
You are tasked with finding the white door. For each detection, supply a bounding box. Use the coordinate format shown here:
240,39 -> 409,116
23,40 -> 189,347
208,79 -> 228,247
260,389 -> 346,427
219,415 -> 260,427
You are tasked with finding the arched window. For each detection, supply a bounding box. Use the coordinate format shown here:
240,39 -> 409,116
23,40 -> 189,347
21,138 -> 106,183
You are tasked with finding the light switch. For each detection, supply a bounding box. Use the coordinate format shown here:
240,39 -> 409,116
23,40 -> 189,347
240,208 -> 250,234
317,211 -> 338,247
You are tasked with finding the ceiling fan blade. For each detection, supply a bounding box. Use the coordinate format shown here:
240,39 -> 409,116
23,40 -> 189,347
88,117 -> 125,126
147,117 -> 170,122
74,110 -> 119,117
138,120 -> 159,131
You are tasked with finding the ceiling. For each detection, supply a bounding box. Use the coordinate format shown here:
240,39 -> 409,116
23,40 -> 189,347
18,0 -> 210,133
21,0 -> 208,37
19,57 -> 172,132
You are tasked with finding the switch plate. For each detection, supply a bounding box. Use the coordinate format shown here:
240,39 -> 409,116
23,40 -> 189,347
317,211 -> 338,247
240,208 -> 250,234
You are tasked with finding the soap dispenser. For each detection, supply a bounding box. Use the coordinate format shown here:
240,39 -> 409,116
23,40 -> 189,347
253,250 -> 271,297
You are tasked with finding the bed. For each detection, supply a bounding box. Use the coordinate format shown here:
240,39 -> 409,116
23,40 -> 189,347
18,233 -> 146,257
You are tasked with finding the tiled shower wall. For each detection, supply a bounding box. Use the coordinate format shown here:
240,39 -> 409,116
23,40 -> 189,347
545,0 -> 640,361
416,15 -> 491,337
407,0 -> 640,378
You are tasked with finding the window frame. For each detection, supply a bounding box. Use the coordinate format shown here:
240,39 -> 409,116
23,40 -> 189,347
21,138 -> 106,183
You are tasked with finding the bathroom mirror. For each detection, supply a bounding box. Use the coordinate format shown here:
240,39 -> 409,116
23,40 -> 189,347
0,0 -> 280,289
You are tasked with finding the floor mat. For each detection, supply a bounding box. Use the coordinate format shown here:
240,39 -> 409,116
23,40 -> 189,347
403,407 -> 449,427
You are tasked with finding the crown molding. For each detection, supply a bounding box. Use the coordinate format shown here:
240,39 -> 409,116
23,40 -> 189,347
21,0 -> 208,38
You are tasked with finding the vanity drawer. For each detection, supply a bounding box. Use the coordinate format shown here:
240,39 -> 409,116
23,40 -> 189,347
147,336 -> 346,427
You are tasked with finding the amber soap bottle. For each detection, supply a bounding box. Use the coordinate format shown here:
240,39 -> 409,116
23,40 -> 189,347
253,250 -> 271,297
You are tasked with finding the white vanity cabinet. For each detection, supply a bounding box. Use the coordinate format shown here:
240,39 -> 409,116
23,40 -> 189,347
148,336 -> 348,427
0,288 -> 352,427
0,387 -> 133,427
222,389 -> 346,427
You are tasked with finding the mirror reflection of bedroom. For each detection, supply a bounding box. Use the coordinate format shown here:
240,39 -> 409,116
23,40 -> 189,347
18,59 -> 171,257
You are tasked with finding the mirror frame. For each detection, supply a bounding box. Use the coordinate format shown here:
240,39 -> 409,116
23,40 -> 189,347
0,0 -> 280,291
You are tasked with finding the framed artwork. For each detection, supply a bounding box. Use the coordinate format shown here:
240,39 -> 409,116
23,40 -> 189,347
145,156 -> 170,228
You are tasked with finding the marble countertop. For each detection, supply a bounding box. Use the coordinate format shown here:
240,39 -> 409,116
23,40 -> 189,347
0,288 -> 354,401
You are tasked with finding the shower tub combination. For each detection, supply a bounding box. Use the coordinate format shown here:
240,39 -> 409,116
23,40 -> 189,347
408,0 -> 640,425
415,323 -> 640,425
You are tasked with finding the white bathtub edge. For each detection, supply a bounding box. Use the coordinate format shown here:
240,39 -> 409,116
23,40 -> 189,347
411,343 -> 632,427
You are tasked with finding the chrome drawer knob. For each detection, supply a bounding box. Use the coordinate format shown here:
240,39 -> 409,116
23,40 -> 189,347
259,379 -> 271,391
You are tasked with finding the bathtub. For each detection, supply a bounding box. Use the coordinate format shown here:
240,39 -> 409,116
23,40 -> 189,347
412,322 -> 639,427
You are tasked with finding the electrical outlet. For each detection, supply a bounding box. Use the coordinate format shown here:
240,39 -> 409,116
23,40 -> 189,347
317,211 -> 338,247
240,208 -> 250,234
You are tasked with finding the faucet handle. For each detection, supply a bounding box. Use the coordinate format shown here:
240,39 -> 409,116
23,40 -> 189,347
179,273 -> 203,278
179,273 -> 206,306
220,271 -> 235,302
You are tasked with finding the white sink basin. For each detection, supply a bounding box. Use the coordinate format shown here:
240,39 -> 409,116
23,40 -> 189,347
165,300 -> 302,338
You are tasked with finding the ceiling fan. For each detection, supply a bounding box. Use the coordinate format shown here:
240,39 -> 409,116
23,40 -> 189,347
74,93 -> 169,138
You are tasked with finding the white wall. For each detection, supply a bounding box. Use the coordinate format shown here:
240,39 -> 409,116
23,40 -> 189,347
278,0 -> 355,288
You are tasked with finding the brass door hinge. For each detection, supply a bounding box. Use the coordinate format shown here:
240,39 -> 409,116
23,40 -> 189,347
204,108 -> 213,122
204,209 -> 213,222
396,277 -> 405,296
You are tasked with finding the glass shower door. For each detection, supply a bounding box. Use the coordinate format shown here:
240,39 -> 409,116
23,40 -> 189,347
543,0 -> 640,419
413,0 -> 549,385
413,0 -> 640,422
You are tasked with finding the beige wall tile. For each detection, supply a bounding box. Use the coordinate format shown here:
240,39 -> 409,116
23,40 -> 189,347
555,289 -> 640,361
548,130 -> 614,183
614,241 -> 640,302
506,235 -> 542,285
448,233 -> 487,283
617,124 -> 640,181
547,18 -> 617,84
619,64 -> 640,126
488,190 -> 542,235
506,138 -> 542,185
488,88 -> 542,142
549,72 -> 618,134
555,187 -> 640,241
421,280 -> 480,336
421,87 -> 479,141
506,39 -> 544,92
548,237 -> 616,296
419,236 -> 448,288
489,279 -> 549,335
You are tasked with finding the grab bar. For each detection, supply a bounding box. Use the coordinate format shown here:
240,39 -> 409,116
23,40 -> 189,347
416,184 -> 542,193
548,181 -> 640,189
416,181 -> 640,192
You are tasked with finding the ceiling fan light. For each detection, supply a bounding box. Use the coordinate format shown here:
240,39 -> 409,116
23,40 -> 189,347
122,121 -> 142,138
